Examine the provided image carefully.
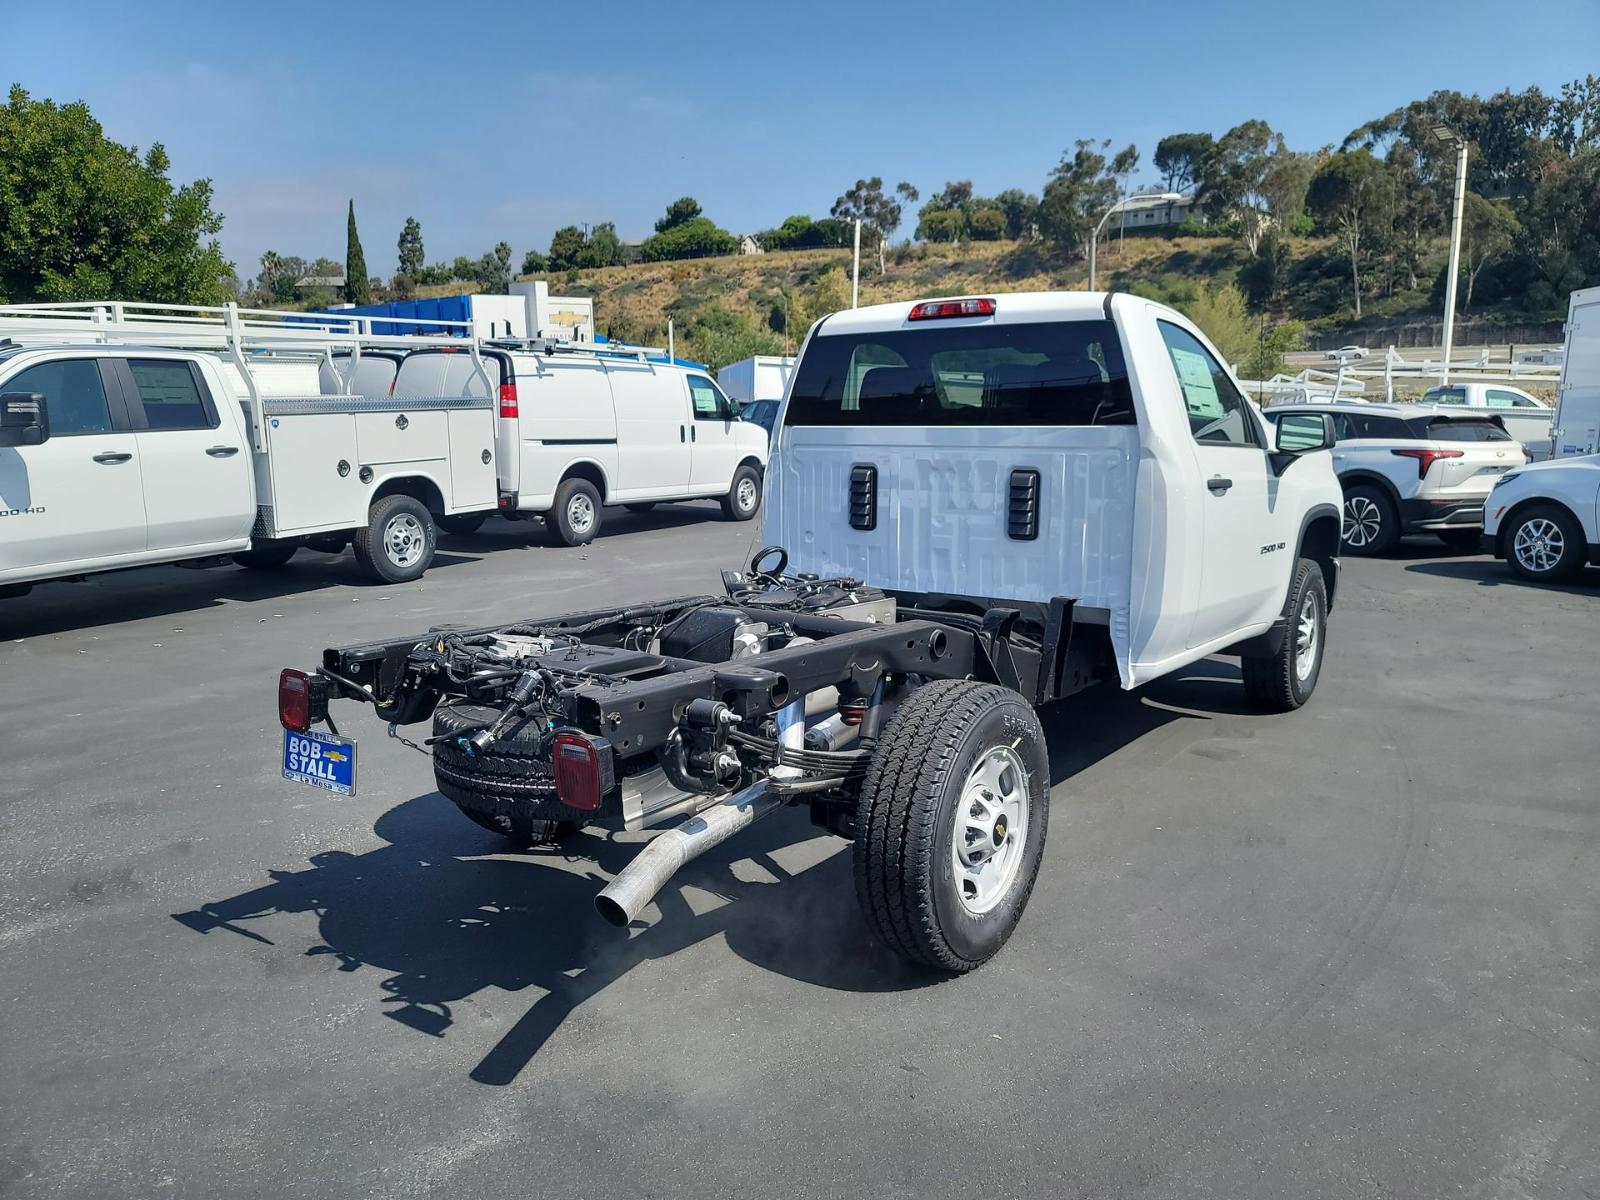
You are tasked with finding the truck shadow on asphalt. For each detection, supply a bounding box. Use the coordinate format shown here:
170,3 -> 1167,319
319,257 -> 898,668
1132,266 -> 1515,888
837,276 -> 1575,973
1404,558 -> 1597,594
172,666 -> 1245,1087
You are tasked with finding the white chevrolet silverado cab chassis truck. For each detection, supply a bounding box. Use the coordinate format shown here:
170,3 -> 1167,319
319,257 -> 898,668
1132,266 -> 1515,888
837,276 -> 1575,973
279,291 -> 1343,972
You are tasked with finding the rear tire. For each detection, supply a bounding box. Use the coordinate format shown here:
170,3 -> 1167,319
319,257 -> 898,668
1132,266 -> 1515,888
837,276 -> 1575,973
436,512 -> 488,536
1340,483 -> 1399,556
430,703 -> 584,847
721,464 -> 762,521
1241,558 -> 1328,712
232,543 -> 298,570
1437,528 -> 1482,552
1503,503 -> 1586,583
853,679 -> 1049,972
353,495 -> 436,584
548,478 -> 602,546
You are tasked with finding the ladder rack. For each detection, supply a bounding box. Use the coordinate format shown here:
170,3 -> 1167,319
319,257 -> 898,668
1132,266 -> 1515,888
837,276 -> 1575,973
0,300 -> 486,452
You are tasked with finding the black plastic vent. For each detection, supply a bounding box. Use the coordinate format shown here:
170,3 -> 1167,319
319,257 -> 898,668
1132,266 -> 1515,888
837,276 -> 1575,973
1008,469 -> 1040,540
849,465 -> 877,531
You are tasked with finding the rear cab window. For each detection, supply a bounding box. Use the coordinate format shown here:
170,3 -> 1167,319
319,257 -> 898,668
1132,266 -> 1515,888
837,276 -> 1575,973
785,319 -> 1133,427
125,359 -> 218,431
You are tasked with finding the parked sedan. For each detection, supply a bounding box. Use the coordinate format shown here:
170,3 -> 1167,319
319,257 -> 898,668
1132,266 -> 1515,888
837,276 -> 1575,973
1482,453 -> 1600,582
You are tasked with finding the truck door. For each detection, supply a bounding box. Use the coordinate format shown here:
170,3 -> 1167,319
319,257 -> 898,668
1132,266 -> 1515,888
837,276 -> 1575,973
1153,321 -> 1286,647
114,357 -> 254,553
0,356 -> 147,577
605,362 -> 691,499
686,374 -> 742,494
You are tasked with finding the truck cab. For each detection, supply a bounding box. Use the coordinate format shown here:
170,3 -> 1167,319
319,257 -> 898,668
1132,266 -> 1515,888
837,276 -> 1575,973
762,292 -> 1343,687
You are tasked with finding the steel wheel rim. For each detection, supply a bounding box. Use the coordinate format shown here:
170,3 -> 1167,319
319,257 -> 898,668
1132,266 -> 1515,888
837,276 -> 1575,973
1343,496 -> 1380,547
950,745 -> 1030,916
384,513 -> 425,567
736,477 -> 758,512
1294,587 -> 1320,682
1513,518 -> 1563,573
567,493 -> 595,534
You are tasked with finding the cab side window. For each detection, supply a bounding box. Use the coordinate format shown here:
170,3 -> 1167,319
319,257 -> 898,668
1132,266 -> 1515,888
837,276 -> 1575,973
1156,321 -> 1260,447
126,360 -> 217,430
688,376 -> 733,421
4,360 -> 114,436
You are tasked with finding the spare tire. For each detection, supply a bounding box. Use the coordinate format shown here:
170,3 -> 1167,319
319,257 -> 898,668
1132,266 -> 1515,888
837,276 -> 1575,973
430,703 -> 583,846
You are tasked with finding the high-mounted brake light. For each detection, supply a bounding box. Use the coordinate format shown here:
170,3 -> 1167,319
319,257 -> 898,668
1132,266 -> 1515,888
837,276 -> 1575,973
279,669 -> 312,733
552,731 -> 608,812
1391,447 -> 1463,479
907,297 -> 996,321
499,380 -> 519,418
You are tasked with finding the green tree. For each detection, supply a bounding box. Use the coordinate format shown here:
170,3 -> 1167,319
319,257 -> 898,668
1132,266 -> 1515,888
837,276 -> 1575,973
1037,139 -> 1128,257
1197,120 -> 1284,254
655,197 -> 703,233
587,222 -> 622,268
397,216 -> 424,277
638,217 -> 737,262
993,189 -> 1040,240
793,267 -> 851,332
917,210 -> 964,243
0,84 -> 231,303
344,200 -> 370,304
968,208 -> 1005,240
1459,194 -> 1519,313
832,177 -> 920,272
473,242 -> 512,292
1154,132 -> 1214,193
547,225 -> 587,272
1306,150 -> 1390,316
681,306 -> 785,371
520,249 -> 548,275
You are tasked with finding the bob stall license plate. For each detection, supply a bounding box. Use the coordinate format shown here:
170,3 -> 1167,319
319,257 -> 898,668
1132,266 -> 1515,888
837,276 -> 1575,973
283,728 -> 357,796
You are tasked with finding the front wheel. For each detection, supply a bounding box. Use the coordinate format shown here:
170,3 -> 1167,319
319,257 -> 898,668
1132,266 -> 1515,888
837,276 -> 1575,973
1341,484 -> 1398,556
1241,558 -> 1328,712
548,478 -> 602,546
853,680 -> 1050,972
721,464 -> 762,521
353,495 -> 436,584
1504,504 -> 1586,583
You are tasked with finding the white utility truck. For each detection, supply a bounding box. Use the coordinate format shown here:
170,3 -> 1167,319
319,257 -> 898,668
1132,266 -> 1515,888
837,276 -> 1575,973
1551,285 -> 1600,459
390,340 -> 770,545
278,291 -> 1342,972
717,354 -> 797,405
0,302 -> 498,596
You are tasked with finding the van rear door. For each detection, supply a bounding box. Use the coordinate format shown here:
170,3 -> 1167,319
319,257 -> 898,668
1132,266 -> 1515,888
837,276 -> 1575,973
767,314 -> 1138,625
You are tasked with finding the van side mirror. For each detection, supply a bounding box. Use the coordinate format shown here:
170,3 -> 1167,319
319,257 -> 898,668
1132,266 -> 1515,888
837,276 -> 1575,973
0,392 -> 49,448
1274,411 -> 1333,453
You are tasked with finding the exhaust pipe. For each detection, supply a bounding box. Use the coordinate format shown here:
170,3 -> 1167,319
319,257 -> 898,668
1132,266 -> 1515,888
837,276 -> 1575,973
594,781 -> 779,927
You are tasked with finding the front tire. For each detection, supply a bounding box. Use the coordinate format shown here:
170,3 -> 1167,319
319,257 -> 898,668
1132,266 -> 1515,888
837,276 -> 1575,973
353,495 -> 436,584
548,478 -> 602,546
1504,504 -> 1586,583
721,464 -> 762,521
1241,558 -> 1328,712
1341,484 -> 1398,555
854,680 -> 1050,972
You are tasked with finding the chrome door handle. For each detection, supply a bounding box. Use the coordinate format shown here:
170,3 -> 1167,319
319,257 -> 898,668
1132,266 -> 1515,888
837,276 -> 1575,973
206,445 -> 240,457
93,451 -> 133,465
1207,476 -> 1233,494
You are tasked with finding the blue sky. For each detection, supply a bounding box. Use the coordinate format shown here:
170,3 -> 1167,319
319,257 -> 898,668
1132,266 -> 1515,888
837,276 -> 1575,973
8,0 -> 1598,279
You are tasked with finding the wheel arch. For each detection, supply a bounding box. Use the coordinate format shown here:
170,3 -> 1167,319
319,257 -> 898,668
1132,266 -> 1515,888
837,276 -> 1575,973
557,459 -> 610,502
1338,469 -> 1403,513
370,473 -> 447,516
1296,503 -> 1342,611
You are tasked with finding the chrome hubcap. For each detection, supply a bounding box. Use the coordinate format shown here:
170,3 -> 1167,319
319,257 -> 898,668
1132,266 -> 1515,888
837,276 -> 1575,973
567,493 -> 595,534
1342,496 -> 1381,547
1513,518 -> 1563,573
1294,589 -> 1320,682
736,477 -> 758,512
951,746 -> 1030,915
384,513 -> 426,567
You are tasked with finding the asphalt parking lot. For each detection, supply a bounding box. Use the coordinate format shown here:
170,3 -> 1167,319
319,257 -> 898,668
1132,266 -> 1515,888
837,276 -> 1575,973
2,508 -> 1596,1200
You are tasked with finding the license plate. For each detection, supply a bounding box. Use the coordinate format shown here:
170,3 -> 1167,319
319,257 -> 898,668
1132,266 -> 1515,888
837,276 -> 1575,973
282,728 -> 357,796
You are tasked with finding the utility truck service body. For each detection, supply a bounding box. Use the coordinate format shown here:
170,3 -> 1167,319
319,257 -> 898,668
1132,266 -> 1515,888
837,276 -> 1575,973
0,302 -> 498,592
281,292 -> 1342,971
1552,285 -> 1600,459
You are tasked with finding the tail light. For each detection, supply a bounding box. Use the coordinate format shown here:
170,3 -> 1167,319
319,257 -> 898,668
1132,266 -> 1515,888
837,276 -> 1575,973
278,668 -> 323,732
552,731 -> 613,811
1391,448 -> 1463,478
499,380 -> 519,418
907,297 -> 996,321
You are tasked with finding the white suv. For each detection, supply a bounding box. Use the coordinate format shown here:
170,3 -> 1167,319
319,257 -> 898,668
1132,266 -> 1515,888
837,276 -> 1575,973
1261,402 -> 1527,554
1482,453 -> 1600,582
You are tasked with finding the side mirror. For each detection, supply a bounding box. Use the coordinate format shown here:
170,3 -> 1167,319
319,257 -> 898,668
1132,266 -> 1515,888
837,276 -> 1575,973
0,392 -> 49,448
1274,411 -> 1334,453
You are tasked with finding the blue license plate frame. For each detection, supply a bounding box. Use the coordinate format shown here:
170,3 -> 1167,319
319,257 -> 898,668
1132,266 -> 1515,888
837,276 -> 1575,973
282,728 -> 358,796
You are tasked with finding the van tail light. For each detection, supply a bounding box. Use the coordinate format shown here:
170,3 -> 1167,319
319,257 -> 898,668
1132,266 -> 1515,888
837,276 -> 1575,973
908,297 -> 996,321
1391,448 -> 1463,478
552,731 -> 613,812
278,668 -> 327,733
498,381 -> 519,418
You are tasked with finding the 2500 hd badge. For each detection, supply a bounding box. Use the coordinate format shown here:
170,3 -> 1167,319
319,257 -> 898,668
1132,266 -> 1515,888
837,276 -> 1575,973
0,507 -> 47,517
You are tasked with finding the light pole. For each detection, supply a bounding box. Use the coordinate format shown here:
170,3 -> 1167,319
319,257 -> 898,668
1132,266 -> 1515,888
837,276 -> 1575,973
1089,192 -> 1184,291
1431,123 -> 1469,387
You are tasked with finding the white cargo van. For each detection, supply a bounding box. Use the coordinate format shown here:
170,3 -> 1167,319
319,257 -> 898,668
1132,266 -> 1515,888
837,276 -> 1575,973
393,341 -> 769,545
1551,285 -> 1600,458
